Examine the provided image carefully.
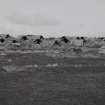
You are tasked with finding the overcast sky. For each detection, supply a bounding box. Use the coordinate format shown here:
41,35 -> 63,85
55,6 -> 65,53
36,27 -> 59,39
0,0 -> 104,37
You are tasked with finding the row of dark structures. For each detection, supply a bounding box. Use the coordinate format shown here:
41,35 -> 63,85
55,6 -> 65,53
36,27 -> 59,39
0,34 -> 104,51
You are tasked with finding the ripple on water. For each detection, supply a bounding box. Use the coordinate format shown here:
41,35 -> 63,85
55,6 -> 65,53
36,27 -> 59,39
0,53 -> 6,56
7,59 -> 13,62
46,63 -> 58,67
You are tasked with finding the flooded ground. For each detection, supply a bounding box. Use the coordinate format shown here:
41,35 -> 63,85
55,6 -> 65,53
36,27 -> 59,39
0,51 -> 105,105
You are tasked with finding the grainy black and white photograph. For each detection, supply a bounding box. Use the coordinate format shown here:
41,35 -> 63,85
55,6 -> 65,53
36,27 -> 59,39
0,0 -> 105,105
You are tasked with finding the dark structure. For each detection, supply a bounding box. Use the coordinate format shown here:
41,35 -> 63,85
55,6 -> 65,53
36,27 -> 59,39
61,36 -> 69,43
12,40 -> 18,43
34,39 -> 42,44
53,40 -> 61,46
21,36 -> 28,41
40,35 -> 44,40
0,38 -> 5,43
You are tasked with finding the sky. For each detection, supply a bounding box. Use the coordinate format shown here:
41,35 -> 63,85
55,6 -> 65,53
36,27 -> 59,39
0,0 -> 104,37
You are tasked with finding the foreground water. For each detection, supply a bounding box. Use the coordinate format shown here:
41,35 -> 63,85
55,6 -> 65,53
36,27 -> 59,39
0,51 -> 105,105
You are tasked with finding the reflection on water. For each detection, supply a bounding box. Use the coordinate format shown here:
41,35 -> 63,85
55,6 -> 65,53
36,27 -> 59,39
2,62 -> 105,72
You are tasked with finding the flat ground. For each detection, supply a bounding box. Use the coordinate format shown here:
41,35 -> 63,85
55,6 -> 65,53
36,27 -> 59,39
0,51 -> 105,105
